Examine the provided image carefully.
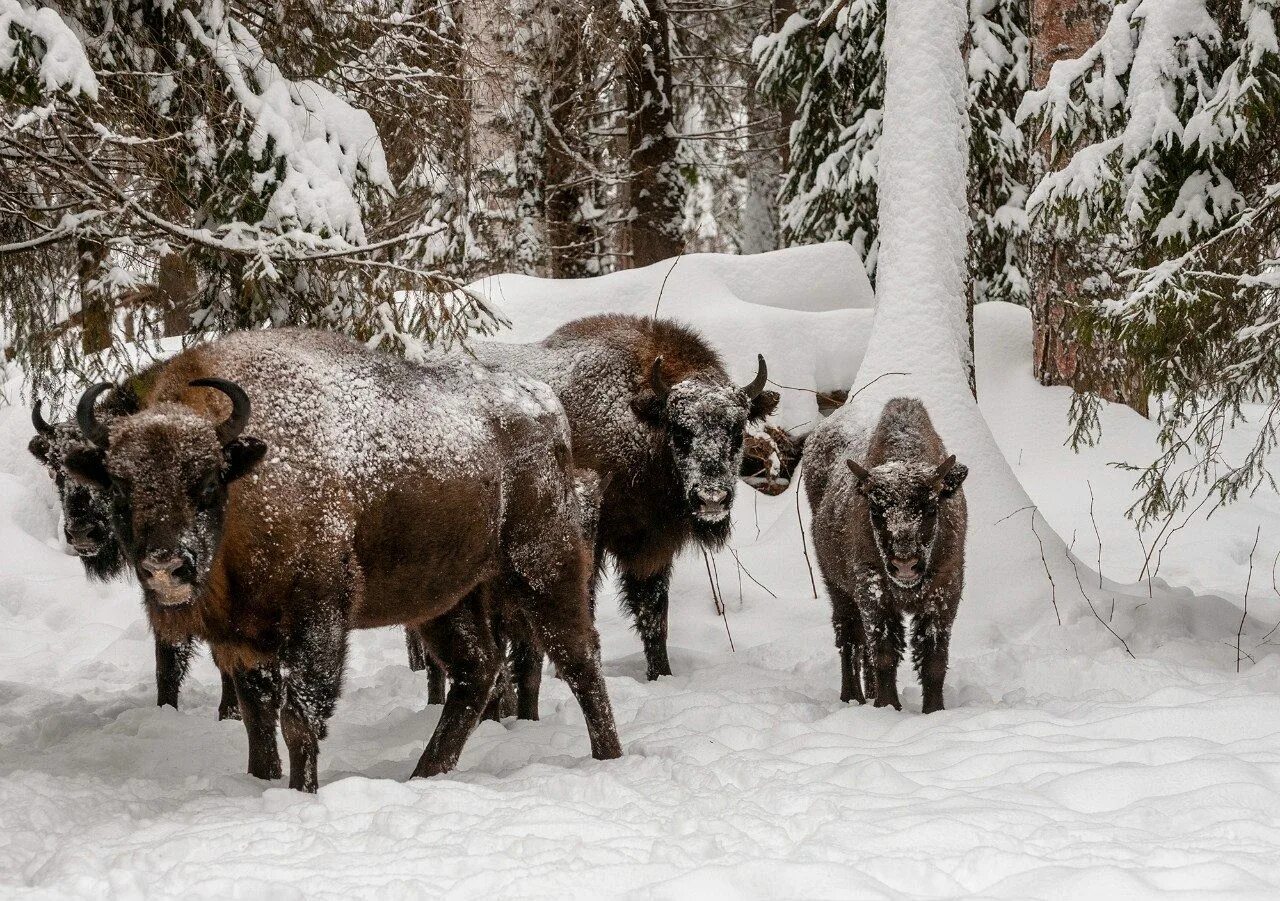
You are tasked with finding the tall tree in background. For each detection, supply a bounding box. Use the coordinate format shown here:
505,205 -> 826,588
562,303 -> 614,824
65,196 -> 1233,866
1021,0 -> 1280,521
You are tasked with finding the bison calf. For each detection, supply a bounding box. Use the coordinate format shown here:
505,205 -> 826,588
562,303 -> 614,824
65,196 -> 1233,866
805,397 -> 968,713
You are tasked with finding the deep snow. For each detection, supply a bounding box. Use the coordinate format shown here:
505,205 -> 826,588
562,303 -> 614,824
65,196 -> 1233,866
1,251 -> 1279,898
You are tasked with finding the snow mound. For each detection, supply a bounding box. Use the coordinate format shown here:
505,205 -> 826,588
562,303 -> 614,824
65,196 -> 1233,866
467,243 -> 874,431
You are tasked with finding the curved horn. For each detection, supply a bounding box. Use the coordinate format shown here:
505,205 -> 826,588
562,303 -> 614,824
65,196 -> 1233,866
740,354 -> 768,399
189,378 -> 251,444
31,400 -> 55,437
76,383 -> 114,448
649,357 -> 670,399
846,458 -> 871,483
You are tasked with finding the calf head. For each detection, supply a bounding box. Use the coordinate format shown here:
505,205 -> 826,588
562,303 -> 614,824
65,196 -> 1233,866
63,379 -> 267,607
846,455 -> 968,588
29,402 -> 124,579
632,354 -> 777,536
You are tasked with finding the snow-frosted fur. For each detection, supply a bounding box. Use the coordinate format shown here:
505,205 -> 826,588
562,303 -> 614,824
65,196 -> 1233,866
473,313 -> 772,681
73,328 -> 621,791
806,397 -> 969,712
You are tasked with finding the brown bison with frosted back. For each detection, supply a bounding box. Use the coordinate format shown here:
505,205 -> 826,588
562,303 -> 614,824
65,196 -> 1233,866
474,313 -> 777,681
804,397 -> 968,713
63,328 -> 621,791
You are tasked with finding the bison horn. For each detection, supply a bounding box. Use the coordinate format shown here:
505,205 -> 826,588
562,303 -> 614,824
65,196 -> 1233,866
649,357 -> 670,399
31,400 -> 56,437
740,355 -> 768,399
846,458 -> 871,483
189,378 -> 252,444
76,383 -> 114,448
933,454 -> 957,486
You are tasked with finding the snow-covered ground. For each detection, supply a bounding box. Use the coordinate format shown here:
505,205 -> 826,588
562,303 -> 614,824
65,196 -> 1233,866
2,251 -> 1279,898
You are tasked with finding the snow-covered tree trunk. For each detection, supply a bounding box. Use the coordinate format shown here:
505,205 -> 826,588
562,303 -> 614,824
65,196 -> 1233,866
1026,0 -> 1148,417
838,0 -> 1085,641
625,0 -> 684,266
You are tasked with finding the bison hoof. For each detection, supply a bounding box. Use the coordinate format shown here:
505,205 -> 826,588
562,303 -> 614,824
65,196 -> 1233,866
249,761 -> 282,781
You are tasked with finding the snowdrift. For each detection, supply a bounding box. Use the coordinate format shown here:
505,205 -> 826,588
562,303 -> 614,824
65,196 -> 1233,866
2,246 -> 1279,897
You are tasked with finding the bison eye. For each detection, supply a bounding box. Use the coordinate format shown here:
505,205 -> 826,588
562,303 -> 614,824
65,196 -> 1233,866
196,474 -> 220,507
670,425 -> 693,452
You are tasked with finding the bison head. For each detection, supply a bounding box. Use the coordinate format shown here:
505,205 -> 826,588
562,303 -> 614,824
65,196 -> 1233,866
63,379 -> 267,607
29,401 -> 125,579
846,455 -> 968,588
632,354 -> 776,538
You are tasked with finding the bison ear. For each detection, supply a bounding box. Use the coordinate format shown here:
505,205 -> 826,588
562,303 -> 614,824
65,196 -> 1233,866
223,436 -> 268,484
631,390 -> 666,425
28,435 -> 51,465
64,445 -> 110,488
748,388 -> 780,422
939,461 -> 968,498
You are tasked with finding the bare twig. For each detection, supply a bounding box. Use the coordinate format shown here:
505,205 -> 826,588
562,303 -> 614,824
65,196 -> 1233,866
652,247 -> 686,319
794,466 -> 818,599
703,548 -> 724,615
1237,526 -> 1262,673
1029,509 -> 1062,626
703,549 -> 735,653
1066,548 -> 1135,659
1086,480 -> 1103,589
728,547 -> 778,599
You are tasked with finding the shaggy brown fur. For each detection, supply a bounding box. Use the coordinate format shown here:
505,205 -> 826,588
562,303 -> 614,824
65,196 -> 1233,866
804,397 -> 968,713
67,329 -> 621,791
475,314 -> 776,682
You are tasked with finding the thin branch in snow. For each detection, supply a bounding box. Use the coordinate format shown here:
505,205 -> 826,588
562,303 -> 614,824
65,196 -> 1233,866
1066,546 -> 1134,659
1087,480 -> 1103,589
1237,526 -> 1262,673
794,465 -> 818,600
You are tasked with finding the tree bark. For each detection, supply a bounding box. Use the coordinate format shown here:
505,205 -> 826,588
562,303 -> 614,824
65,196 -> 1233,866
1029,0 -> 1148,416
158,253 -> 197,337
78,239 -> 110,356
625,0 -> 683,267
545,7 -> 596,278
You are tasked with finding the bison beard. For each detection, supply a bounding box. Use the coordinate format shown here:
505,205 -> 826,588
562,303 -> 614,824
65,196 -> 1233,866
804,397 -> 969,713
65,328 -> 621,792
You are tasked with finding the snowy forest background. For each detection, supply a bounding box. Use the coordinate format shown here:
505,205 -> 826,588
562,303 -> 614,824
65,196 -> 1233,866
2,0 -> 1278,525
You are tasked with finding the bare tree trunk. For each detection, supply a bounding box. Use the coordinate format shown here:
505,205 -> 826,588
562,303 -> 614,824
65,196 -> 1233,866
625,0 -> 683,267
1029,0 -> 1148,416
78,239 -> 110,356
158,253 -> 197,337
545,9 -> 595,278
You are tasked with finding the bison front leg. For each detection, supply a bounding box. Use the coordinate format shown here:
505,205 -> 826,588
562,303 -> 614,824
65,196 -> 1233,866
412,593 -> 501,779
862,607 -> 905,711
911,600 -> 958,714
620,564 -> 674,680
828,582 -> 867,704
232,664 -> 283,780
407,626 -> 447,705
218,671 -> 241,721
154,636 -> 195,709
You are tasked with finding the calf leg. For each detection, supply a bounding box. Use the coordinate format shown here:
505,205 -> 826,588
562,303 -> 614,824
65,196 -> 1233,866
232,665 -> 283,780
412,594 -> 502,779
911,607 -> 957,714
828,583 -> 866,705
279,621 -> 348,793
154,637 -> 195,709
512,640 -> 543,721
407,626 -> 447,705
863,607 -> 905,711
620,564 -> 673,681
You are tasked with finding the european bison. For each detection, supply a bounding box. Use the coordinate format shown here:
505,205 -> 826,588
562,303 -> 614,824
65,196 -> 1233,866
804,397 -> 968,713
474,314 -> 776,681
29,392 -> 240,719
64,328 -> 621,791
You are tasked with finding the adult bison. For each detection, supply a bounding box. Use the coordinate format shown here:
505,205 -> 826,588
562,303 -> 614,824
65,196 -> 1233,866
64,328 -> 621,791
29,392 -> 240,719
474,314 -> 776,681
804,397 -> 968,713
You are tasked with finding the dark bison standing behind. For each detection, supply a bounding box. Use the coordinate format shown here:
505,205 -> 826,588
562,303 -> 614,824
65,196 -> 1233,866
64,328 -> 621,791
476,314 -> 777,681
29,393 -> 240,719
804,397 -> 968,713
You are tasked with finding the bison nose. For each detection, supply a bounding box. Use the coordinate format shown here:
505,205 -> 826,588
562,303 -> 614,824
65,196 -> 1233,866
65,525 -> 104,552
891,556 -> 921,578
140,552 -> 183,578
697,487 -> 728,506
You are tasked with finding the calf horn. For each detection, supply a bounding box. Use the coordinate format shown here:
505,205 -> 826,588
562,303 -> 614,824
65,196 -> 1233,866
649,356 -> 670,399
189,378 -> 252,444
31,400 -> 55,437
76,383 -> 114,447
740,355 -> 768,399
932,454 -> 957,487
